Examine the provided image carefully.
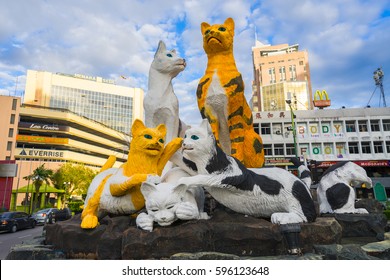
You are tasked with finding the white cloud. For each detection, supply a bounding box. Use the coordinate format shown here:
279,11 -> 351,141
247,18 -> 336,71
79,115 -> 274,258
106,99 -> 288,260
0,0 -> 389,126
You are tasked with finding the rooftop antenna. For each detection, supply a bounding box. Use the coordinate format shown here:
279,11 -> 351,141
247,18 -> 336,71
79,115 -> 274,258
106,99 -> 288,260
367,67 -> 386,107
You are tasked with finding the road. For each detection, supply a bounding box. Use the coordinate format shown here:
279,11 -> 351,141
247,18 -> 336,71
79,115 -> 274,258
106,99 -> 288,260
0,225 -> 44,259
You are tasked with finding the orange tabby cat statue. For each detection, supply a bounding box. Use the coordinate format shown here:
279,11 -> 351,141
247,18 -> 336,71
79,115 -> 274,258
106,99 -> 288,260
80,119 -> 182,229
196,17 -> 264,168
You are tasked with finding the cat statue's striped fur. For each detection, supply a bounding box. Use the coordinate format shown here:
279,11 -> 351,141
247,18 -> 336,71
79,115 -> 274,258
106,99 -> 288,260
175,119 -> 317,224
196,17 -> 264,168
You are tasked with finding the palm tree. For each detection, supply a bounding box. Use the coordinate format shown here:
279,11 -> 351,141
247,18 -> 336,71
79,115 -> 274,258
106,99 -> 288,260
23,164 -> 53,211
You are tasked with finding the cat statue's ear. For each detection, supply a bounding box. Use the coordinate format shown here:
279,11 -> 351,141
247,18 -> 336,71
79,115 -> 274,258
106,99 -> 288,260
155,40 -> 167,57
140,181 -> 158,199
156,123 -> 167,137
200,119 -> 213,136
224,18 -> 235,35
132,119 -> 146,135
172,183 -> 189,198
201,22 -> 210,34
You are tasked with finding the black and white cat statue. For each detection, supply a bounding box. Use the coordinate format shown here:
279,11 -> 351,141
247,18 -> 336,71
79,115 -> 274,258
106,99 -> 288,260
173,119 -> 317,224
316,161 -> 372,214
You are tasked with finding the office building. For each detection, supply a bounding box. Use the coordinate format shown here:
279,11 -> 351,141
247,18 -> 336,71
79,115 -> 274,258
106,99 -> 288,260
252,41 -> 313,112
23,70 -> 144,134
0,95 -> 131,209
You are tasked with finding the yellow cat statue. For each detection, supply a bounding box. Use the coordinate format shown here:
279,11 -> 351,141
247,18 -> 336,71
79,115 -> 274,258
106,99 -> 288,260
80,119 -> 183,229
196,17 -> 265,168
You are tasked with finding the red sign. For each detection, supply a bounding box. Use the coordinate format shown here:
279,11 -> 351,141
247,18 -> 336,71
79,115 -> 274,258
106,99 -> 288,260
317,160 -> 390,168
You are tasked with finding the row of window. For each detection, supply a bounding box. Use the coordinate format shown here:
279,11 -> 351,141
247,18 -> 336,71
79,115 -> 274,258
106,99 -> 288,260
263,141 -> 390,157
50,85 -> 134,134
268,65 -> 298,83
257,119 -> 390,135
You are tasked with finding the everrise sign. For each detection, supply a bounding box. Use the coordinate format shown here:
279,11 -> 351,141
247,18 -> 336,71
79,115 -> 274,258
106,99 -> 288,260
19,148 -> 65,158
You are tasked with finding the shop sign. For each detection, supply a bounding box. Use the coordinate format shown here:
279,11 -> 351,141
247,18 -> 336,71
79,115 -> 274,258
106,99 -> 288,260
0,163 -> 17,177
19,148 -> 65,158
16,135 -> 69,144
19,122 -> 68,132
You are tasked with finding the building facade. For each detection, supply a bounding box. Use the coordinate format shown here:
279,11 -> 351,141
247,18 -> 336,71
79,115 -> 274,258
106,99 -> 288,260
23,70 -> 144,134
0,95 -> 132,210
252,41 -> 313,112
253,107 -> 390,191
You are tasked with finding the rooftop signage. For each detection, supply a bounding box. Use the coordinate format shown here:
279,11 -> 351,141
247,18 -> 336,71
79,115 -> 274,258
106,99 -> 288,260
313,90 -> 331,108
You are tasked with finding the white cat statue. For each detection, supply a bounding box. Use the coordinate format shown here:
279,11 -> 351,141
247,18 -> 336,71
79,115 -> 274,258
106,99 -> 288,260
136,176 -> 209,232
316,161 -> 372,214
144,40 -> 188,144
175,119 -> 317,225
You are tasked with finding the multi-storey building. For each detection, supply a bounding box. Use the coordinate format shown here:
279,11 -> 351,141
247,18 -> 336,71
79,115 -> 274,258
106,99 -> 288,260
251,41 -> 313,112
254,107 -> 390,195
0,95 -> 132,210
23,70 -> 144,134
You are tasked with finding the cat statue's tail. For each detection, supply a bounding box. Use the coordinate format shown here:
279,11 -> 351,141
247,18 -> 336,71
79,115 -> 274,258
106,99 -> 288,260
289,157 -> 312,190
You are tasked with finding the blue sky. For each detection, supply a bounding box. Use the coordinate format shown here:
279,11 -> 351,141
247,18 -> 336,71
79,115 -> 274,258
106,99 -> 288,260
1,0 -> 389,126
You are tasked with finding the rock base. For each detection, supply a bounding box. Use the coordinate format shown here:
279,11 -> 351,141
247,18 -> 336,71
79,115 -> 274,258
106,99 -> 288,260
45,210 -> 342,259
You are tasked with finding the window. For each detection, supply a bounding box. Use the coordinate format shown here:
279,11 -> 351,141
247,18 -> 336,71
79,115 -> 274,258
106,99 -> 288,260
370,120 -> 380,132
261,123 -> 271,135
373,141 -> 383,153
346,121 -> 356,132
361,142 -> 371,154
10,114 -> 15,124
386,141 -> 390,153
8,128 -> 14,138
264,144 -> 272,156
274,144 -> 284,156
358,120 -> 368,132
7,141 -> 12,151
383,119 -> 390,131
349,142 -> 359,154
253,123 -> 259,134
12,98 -> 18,110
286,143 -> 295,156
273,123 -> 283,135
279,66 -> 286,81
268,67 -> 275,83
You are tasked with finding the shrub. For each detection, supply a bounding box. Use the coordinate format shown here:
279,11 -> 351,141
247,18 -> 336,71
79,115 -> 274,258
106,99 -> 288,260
68,200 -> 84,214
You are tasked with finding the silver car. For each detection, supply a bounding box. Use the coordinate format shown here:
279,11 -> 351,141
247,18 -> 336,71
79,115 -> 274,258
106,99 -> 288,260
33,208 -> 59,225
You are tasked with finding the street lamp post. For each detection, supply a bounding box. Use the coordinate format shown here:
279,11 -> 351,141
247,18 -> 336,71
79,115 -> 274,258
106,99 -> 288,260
286,93 -> 298,157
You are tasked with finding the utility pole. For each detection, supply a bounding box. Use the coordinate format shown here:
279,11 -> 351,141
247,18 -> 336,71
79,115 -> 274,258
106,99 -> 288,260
286,92 -> 298,157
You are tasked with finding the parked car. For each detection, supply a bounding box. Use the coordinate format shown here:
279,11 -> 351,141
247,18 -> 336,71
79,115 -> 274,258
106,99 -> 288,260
0,211 -> 36,233
33,208 -> 59,225
52,208 -> 72,222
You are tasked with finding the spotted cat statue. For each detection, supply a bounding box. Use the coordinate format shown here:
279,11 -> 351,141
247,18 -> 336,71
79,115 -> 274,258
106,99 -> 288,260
317,161 -> 372,214
196,17 -> 264,168
80,119 -> 182,229
175,119 -> 317,224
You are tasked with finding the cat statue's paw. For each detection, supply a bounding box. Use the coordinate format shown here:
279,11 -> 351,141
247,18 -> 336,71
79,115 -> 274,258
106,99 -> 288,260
136,212 -> 154,232
146,174 -> 161,185
176,201 -> 199,220
81,214 -> 99,229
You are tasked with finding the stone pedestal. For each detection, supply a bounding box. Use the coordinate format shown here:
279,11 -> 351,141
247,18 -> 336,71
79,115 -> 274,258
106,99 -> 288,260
321,213 -> 387,241
45,210 -> 342,259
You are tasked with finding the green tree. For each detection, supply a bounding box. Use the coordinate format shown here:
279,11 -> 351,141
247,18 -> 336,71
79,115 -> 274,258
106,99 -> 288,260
52,163 -> 97,205
23,164 -> 53,211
